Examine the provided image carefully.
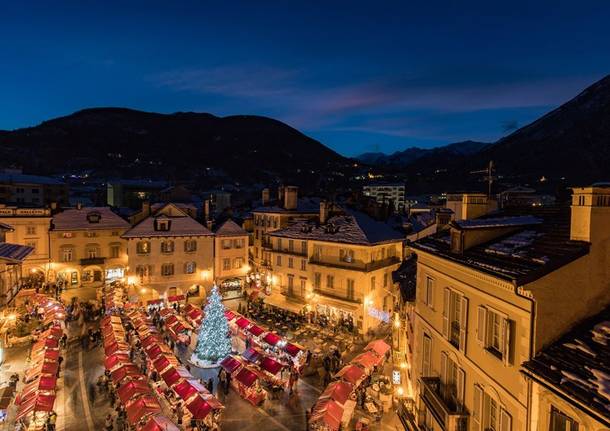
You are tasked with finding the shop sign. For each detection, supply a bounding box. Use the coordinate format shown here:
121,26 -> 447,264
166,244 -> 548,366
392,370 -> 401,385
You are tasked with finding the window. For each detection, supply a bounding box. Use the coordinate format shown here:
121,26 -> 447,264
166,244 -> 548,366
473,387 -> 512,431
326,275 -> 334,289
161,263 -> 174,276
31,188 -> 39,194
223,258 -> 231,271
234,257 -> 244,269
276,255 -> 282,266
370,276 -> 376,291
26,226 -> 36,235
340,249 -> 354,263
136,265 -> 151,279
423,276 -> 434,308
442,288 -> 468,352
288,240 -> 294,252
287,274 -> 294,295
154,219 -> 170,231
184,261 -> 196,274
440,352 -> 465,409
278,238 -> 282,250
222,239 -> 232,249
314,272 -> 321,289
383,273 -> 388,287
110,244 -> 121,258
347,279 -> 355,300
233,238 -> 244,248
300,259 -> 306,271
288,257 -> 294,268
184,239 -> 197,252
300,278 -> 306,296
301,241 -> 307,254
61,247 -> 74,262
550,406 -> 579,431
84,231 -> 98,237
422,334 -> 432,376
136,241 -> 151,254
477,306 -> 512,364
86,246 -> 99,259
313,245 -> 322,260
161,240 -> 174,254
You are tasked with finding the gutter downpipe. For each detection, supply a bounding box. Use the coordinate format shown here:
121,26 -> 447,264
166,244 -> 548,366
515,279 -> 536,431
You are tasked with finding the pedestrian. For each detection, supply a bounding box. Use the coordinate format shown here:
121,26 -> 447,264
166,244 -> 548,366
109,388 -> 116,406
60,333 -> 67,348
207,378 -> 214,394
105,414 -> 114,431
57,355 -> 63,377
46,411 -> 57,431
225,372 -> 232,394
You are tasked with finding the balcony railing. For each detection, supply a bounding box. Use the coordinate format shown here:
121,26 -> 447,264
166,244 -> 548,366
313,288 -> 361,304
309,256 -> 401,272
420,377 -> 468,431
80,257 -> 106,265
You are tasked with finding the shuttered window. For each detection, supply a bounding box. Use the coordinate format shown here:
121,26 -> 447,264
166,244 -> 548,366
477,306 -> 513,365
442,287 -> 469,352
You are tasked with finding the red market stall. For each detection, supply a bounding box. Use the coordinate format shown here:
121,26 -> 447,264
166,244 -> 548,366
259,356 -> 284,376
351,351 -> 384,371
153,354 -> 180,374
242,347 -> 263,363
235,317 -> 251,330
112,364 -> 144,385
167,294 -> 185,303
319,381 -> 353,405
262,332 -> 281,347
173,379 -> 207,402
161,366 -> 192,387
284,342 -> 302,358
220,356 -> 243,375
233,367 -> 266,406
104,340 -> 130,356
15,393 -> 56,421
364,339 -> 391,357
224,310 -> 236,321
105,353 -> 131,372
118,380 -> 153,404
126,395 -> 162,427
24,361 -> 58,383
309,399 -> 343,431
335,365 -> 365,387
138,414 -> 180,431
247,325 -> 265,337
16,376 -> 57,405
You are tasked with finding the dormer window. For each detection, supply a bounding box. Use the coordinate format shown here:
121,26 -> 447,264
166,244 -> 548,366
86,211 -> 102,223
154,218 -> 171,231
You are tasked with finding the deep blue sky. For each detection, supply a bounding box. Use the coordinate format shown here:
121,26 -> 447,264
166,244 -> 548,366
1,1 -> 610,156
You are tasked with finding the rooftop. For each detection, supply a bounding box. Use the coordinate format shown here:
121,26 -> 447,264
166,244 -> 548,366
52,207 -> 131,231
0,173 -> 65,185
0,222 -> 13,232
269,208 -> 404,246
411,206 -> 589,283
122,214 -> 213,238
523,306 -> 610,426
252,197 -> 320,214
0,242 -> 34,262
215,219 -> 247,237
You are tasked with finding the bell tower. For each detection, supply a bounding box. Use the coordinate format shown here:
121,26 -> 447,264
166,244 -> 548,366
570,184 -> 610,243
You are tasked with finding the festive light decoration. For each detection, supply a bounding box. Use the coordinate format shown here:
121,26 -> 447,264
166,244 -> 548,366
192,285 -> 231,365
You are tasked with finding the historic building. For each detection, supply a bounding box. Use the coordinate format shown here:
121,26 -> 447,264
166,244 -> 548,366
0,172 -> 69,206
251,186 -> 319,269
0,222 -> 34,306
0,205 -> 52,281
265,201 -> 405,334
408,184 -> 610,431
122,203 -> 214,299
50,205 -> 131,287
363,182 -> 406,211
214,219 -> 249,299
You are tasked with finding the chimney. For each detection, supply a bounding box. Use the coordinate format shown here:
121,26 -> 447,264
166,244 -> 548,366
570,185 -> 610,243
76,202 -> 82,210
435,208 -> 452,230
278,186 -> 285,203
206,219 -> 213,231
261,188 -> 270,206
284,186 -> 298,210
204,199 -> 210,221
142,200 -> 151,216
320,201 -> 329,224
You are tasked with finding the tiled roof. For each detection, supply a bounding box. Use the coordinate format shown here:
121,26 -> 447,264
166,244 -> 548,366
0,173 -> 65,185
122,215 -> 213,238
411,206 -> 589,283
252,197 -> 320,214
215,219 -> 247,237
269,208 -> 404,246
151,202 -> 197,214
0,242 -> 34,262
523,306 -> 610,425
52,207 -> 131,231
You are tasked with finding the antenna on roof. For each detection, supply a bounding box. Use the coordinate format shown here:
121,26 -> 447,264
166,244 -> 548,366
470,160 -> 496,198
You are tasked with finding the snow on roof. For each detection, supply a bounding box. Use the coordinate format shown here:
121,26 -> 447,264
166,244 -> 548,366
0,242 -> 34,262
0,173 -> 65,185
52,207 -> 131,231
453,215 -> 542,230
269,209 -> 404,246
252,197 -> 320,214
122,214 -> 213,238
215,219 -> 247,237
151,202 -> 196,213
523,306 -> 610,424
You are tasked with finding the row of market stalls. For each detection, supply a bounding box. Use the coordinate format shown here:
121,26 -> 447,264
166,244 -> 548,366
124,309 -> 224,429
308,339 -> 391,431
101,314 -> 177,430
102,282 -> 128,312
157,307 -> 194,345
13,319 -> 65,430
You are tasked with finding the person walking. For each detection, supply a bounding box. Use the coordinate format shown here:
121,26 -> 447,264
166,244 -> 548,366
105,414 -> 114,431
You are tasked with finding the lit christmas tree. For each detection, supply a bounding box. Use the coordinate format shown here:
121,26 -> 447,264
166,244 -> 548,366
192,285 -> 232,365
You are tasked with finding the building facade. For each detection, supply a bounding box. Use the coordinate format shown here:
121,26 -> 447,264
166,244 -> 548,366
408,185 -> 610,431
0,222 -> 34,307
122,203 -> 214,299
363,183 -> 406,211
214,219 -> 249,298
50,206 -> 130,287
0,172 -> 68,206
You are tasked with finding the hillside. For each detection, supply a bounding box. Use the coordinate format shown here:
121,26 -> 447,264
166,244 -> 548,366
0,108 -> 347,185
356,141 -> 488,166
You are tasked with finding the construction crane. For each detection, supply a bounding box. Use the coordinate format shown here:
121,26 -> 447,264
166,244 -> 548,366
470,160 -> 496,198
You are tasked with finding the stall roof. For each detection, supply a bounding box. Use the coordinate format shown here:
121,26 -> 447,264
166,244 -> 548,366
225,310 -> 236,321
118,380 -> 152,404
161,366 -> 192,387
260,357 -> 283,375
284,343 -> 302,357
138,414 -> 180,431
104,353 -> 131,371
352,351 -> 384,369
174,379 -> 208,401
320,381 -> 353,405
15,393 -> 56,421
335,365 -> 365,386
220,356 -> 242,374
263,332 -> 281,346
310,399 -> 343,431
153,354 -> 179,374
104,341 -> 130,356
364,339 -> 391,357
247,325 -> 265,337
126,395 -> 162,426
242,348 -> 262,363
186,395 -> 213,419
112,364 -> 143,385
235,368 -> 258,388
235,317 -> 251,329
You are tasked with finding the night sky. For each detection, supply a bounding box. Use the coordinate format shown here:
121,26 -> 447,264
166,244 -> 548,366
1,1 -> 609,156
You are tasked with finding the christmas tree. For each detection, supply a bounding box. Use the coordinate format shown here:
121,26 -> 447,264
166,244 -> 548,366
192,285 -> 232,365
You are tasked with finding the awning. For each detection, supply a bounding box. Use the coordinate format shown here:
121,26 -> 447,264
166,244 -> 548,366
185,395 -> 212,419
262,332 -> 281,346
153,355 -> 179,374
118,380 -> 152,404
101,315 -> 122,326
284,342 -> 302,357
147,344 -> 169,361
138,414 -> 180,431
25,361 -> 58,381
141,334 -> 163,350
159,308 -> 173,318
319,381 -> 353,405
259,357 -> 283,375
40,326 -> 63,340
263,293 -> 305,314
126,395 -> 162,426
234,368 -> 258,388
161,366 -> 192,387
247,325 -> 265,337
112,364 -> 143,385
173,379 -> 207,401
235,317 -> 251,329
242,348 -> 262,363
104,341 -> 130,356
165,315 -> 178,325
364,339 -> 391,357
32,348 -> 59,363
167,294 -> 185,302
19,376 -> 57,402
224,310 -> 236,321
335,365 -> 365,386
15,393 -> 56,421
32,337 -> 58,351
351,351 -> 384,369
220,356 -> 242,374
104,353 -> 130,371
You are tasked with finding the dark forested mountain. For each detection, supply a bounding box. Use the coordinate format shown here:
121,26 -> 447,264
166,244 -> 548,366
0,108 -> 347,184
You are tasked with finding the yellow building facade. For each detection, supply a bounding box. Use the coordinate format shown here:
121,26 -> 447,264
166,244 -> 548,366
214,219 -> 249,297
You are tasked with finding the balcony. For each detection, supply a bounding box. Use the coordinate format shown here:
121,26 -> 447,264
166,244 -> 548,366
309,256 -> 401,272
313,288 -> 361,304
80,257 -> 106,265
420,377 -> 468,431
